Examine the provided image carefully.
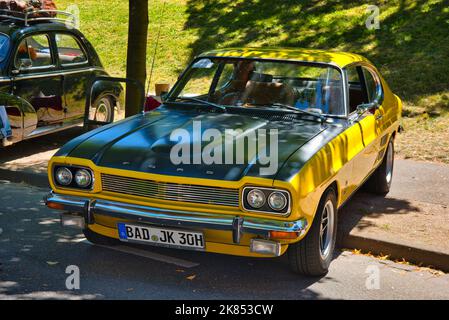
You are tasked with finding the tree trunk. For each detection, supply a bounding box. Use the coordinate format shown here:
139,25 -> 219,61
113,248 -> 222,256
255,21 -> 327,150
125,0 -> 149,117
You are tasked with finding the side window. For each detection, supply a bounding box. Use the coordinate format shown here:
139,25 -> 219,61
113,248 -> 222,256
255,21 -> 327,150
362,68 -> 380,103
346,65 -> 368,113
346,66 -> 360,84
15,34 -> 52,69
55,34 -> 87,65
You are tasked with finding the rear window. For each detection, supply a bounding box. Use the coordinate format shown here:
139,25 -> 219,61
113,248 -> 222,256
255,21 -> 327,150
0,34 -> 10,62
55,34 -> 87,65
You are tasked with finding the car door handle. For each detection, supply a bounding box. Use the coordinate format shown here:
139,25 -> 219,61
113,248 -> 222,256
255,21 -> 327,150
376,114 -> 383,120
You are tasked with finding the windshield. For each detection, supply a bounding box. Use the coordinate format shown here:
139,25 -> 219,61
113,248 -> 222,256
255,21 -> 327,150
0,34 -> 9,63
168,57 -> 345,116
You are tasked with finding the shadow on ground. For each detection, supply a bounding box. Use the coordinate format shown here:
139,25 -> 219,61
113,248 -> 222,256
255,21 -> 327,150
0,127 -> 84,177
0,181 -> 328,299
338,190 -> 421,235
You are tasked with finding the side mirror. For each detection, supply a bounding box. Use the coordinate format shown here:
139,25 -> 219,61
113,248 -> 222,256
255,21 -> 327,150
356,101 -> 378,115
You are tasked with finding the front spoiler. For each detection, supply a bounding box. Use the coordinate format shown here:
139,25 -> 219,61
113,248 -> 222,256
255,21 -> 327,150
44,192 -> 308,244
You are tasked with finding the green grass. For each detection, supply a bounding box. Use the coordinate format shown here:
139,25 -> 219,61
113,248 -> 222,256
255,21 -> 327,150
54,0 -> 449,162
56,0 -> 197,86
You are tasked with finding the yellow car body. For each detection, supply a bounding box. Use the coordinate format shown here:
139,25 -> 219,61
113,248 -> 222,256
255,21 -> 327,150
45,48 -> 402,275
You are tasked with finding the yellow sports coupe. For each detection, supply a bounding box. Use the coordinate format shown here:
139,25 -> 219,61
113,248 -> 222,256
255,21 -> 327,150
45,48 -> 402,276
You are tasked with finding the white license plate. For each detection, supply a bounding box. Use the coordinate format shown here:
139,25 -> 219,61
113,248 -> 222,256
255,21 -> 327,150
117,223 -> 205,250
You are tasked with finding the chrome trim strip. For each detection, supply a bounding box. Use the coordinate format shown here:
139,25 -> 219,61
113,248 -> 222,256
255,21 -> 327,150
44,192 -> 308,237
12,67 -> 103,80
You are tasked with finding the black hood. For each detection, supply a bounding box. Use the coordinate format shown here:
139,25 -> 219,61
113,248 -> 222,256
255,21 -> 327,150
59,106 -> 330,181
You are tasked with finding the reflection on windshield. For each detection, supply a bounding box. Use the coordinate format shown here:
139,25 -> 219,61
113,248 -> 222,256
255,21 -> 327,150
169,58 -> 345,116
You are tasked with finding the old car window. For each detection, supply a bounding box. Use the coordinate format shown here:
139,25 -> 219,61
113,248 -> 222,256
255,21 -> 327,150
346,66 -> 360,84
0,34 -> 10,63
362,67 -> 380,103
15,34 -> 52,69
169,58 -> 345,116
55,34 -> 87,65
346,65 -> 369,113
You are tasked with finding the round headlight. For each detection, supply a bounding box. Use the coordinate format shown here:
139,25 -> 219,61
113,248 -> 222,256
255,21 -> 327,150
247,189 -> 266,209
74,169 -> 92,188
268,192 -> 287,211
56,167 -> 72,186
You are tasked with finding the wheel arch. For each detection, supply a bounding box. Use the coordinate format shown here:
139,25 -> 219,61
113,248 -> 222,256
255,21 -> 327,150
90,80 -> 124,112
327,181 -> 340,207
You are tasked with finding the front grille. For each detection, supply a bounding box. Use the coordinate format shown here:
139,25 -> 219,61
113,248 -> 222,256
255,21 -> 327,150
101,174 -> 240,207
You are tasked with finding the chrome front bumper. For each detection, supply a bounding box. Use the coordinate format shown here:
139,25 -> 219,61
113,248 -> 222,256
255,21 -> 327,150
44,192 -> 308,244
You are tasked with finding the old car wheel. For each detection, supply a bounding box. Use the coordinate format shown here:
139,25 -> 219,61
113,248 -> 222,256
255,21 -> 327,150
366,138 -> 395,195
83,228 -> 120,246
93,96 -> 114,123
288,187 -> 337,276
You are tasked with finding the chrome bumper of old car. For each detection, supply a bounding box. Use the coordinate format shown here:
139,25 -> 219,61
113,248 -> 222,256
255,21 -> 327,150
44,192 -> 308,244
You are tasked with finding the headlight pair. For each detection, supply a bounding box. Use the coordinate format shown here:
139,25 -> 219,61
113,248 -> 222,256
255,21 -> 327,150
54,166 -> 93,189
243,187 -> 290,215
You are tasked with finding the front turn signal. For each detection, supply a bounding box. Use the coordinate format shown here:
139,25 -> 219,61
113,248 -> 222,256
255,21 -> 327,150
47,202 -> 65,210
269,231 -> 300,240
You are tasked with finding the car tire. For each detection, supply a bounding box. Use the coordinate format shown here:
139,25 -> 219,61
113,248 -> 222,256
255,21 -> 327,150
83,228 -> 120,246
365,138 -> 395,195
287,187 -> 338,276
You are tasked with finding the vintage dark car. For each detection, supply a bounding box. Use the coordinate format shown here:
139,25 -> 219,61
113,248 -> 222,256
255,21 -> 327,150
45,48 -> 402,276
0,9 -> 122,147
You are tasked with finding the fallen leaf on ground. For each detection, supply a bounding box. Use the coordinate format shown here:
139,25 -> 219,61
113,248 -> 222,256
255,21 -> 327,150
379,254 -> 390,260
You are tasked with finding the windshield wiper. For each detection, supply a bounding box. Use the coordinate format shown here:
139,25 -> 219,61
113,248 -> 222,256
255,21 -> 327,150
169,96 -> 226,112
268,103 -> 326,122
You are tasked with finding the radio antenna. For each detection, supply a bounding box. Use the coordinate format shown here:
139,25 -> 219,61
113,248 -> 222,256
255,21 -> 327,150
147,1 -> 167,95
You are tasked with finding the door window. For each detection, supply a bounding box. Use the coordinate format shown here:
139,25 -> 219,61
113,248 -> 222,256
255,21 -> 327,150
15,34 -> 52,69
362,67 -> 380,103
55,34 -> 87,65
346,66 -> 368,113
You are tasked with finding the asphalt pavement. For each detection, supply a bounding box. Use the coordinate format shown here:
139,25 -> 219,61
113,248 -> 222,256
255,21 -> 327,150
0,181 -> 448,300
